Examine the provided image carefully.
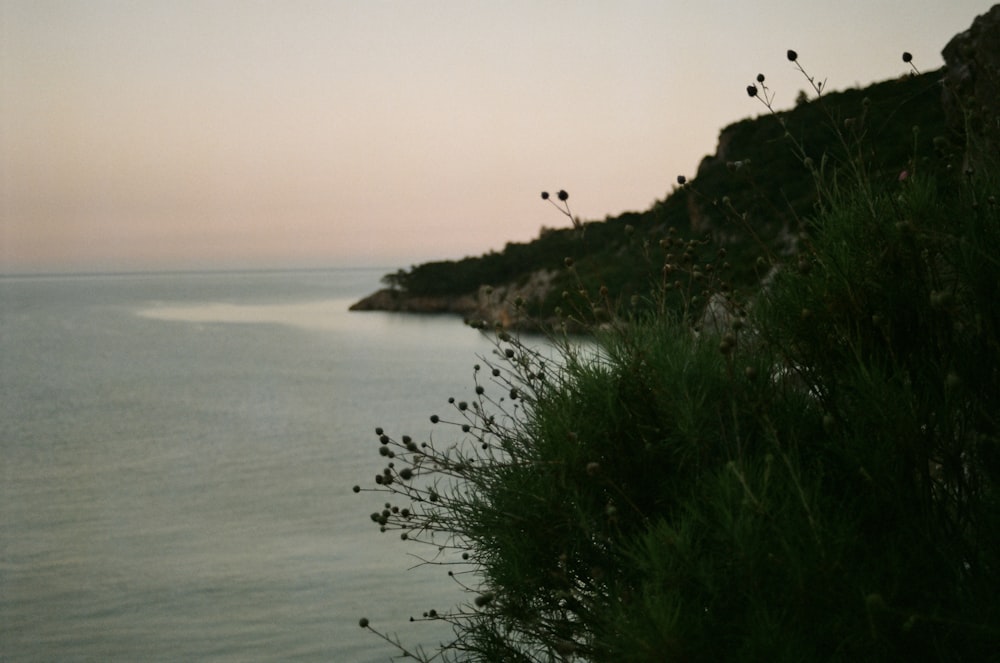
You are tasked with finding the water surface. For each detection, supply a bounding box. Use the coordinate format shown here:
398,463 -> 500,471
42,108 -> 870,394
1,269 -> 500,661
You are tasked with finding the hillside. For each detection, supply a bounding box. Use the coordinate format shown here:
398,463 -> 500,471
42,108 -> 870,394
351,68 -> 952,329
355,8 -> 1000,661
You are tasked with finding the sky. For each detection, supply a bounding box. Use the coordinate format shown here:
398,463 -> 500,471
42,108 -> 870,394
0,1 -> 991,273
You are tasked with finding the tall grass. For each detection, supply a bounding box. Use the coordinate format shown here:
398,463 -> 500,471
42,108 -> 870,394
355,51 -> 1000,661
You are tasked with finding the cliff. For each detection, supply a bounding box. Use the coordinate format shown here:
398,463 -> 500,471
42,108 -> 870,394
941,4 -> 1000,171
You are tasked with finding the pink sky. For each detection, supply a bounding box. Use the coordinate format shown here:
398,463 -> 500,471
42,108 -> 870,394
0,1 -> 988,273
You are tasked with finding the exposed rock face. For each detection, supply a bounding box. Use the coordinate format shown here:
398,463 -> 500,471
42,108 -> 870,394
471,269 -> 558,328
941,4 -> 1000,170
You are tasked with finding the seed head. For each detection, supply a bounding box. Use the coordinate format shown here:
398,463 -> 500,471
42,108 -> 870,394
359,617 -> 370,628
746,84 -> 758,98
676,174 -> 686,185
430,414 -> 440,423
756,73 -> 765,83
557,189 -> 569,201
902,51 -> 912,63
541,191 -> 550,200
786,49 -> 798,62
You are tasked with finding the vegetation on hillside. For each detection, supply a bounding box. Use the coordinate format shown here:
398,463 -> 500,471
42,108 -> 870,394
380,66 -> 950,325
354,50 -> 1000,661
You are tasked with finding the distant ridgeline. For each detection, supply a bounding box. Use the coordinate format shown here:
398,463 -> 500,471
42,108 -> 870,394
351,69 -> 951,330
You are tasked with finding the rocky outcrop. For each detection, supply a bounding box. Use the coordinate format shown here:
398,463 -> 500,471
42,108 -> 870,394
470,268 -> 558,328
350,268 -> 559,329
942,4 -> 1000,170
349,289 -> 478,315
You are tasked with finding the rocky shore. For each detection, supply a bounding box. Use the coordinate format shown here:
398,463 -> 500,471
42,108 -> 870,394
348,288 -> 479,315
349,268 -> 559,330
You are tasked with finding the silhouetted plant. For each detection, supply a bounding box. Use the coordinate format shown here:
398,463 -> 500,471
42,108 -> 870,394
355,48 -> 1000,661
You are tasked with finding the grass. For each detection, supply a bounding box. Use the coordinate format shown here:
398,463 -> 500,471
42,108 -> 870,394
355,49 -> 1000,661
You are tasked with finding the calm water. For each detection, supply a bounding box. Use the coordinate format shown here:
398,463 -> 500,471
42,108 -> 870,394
0,269 -> 501,662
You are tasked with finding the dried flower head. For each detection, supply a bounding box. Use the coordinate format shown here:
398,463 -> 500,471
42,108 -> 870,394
756,73 -> 765,83
557,189 -> 569,201
746,84 -> 758,98
676,175 -> 686,185
541,191 -> 550,200
902,51 -> 913,63
786,49 -> 798,62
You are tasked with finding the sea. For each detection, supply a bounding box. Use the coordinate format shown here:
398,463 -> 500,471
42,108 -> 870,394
0,268 -> 508,662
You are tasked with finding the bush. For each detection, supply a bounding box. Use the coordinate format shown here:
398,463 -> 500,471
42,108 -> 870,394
356,53 -> 1000,661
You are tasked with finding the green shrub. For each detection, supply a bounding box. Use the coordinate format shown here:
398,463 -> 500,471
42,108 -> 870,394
356,52 -> 1000,661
